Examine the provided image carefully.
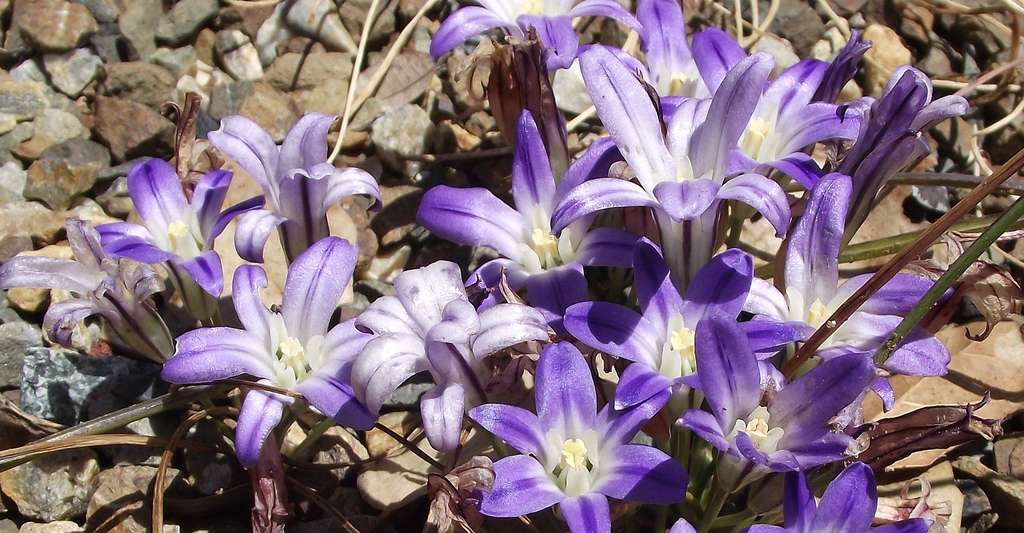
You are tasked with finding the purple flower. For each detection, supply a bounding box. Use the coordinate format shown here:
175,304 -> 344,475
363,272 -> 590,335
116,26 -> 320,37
352,260 -> 550,452
0,219 -> 173,362
839,66 -> 968,235
742,173 -> 950,408
552,46 -> 792,286
96,159 -> 261,317
161,237 -> 375,467
564,239 -> 802,415
745,462 -> 928,533
208,113 -> 381,263
430,0 -> 640,70
679,317 -> 874,489
418,111 -> 637,330
470,342 -> 687,533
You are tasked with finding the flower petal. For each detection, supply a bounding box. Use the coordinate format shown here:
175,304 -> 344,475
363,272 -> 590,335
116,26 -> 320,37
637,0 -> 693,92
563,302 -> 662,367
632,238 -> 685,332
279,113 -> 333,172
811,462 -> 877,532
574,228 -> 640,268
209,115 -> 279,192
835,273 -> 935,316
596,444 -> 687,504
716,173 -> 791,238
394,261 -> 470,333
470,404 -> 547,458
162,327 -> 272,383
417,185 -> 527,261
690,28 -> 745,92
281,237 -> 356,343
740,319 -> 813,357
43,298 -> 97,348
695,317 -> 761,429
569,0 -> 641,30
192,169 -> 233,239
536,342 -> 596,437
323,166 -> 382,211
234,208 -> 286,263
350,333 -> 429,414
681,248 -> 753,325
614,362 -> 673,410
579,45 -> 673,191
127,159 -> 189,235
231,265 -> 275,345
782,470 -> 816,530
652,178 -> 720,222
785,173 -> 851,306
556,137 -> 623,204
173,251 -> 223,297
480,455 -> 564,517
678,409 -> 730,450
883,328 -> 950,377
525,265 -> 588,334
770,354 -> 873,448
421,383 -> 466,452
551,178 -> 659,234
519,14 -> 578,70
96,222 -> 172,263
430,6 -> 519,59
512,111 -> 558,218
559,493 -> 611,533
235,388 -> 288,468
296,376 -> 375,430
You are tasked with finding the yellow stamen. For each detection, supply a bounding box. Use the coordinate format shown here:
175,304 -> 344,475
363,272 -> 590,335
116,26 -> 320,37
522,0 -> 545,15
278,337 -> 305,366
560,438 -> 588,470
742,117 -> 771,156
668,73 -> 690,97
167,221 -> 190,248
670,327 -> 695,355
807,299 -> 828,327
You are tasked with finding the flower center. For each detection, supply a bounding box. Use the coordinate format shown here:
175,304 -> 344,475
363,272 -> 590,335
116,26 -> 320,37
529,228 -> 567,270
806,299 -> 828,327
740,116 -> 771,158
522,0 -> 545,15
275,336 -> 310,383
559,438 -> 588,470
167,220 -> 191,250
727,406 -> 785,453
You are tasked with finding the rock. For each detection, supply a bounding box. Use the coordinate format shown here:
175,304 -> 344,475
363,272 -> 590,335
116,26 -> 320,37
19,522 -> 84,533
291,78 -> 353,117
285,425 -> 368,490
0,448 -> 99,521
155,0 -> 219,46
919,45 -> 953,78
996,432 -> 1024,480
95,176 -> 131,218
767,0 -> 825,55
553,63 -> 591,115
13,0 -> 98,53
954,455 -> 1024,525
149,46 -> 197,78
10,59 -> 46,83
41,48 -> 102,97
283,0 -> 358,53
78,0 -> 118,24
20,347 -> 158,425
210,81 -> 297,142
0,81 -> 48,122
0,519 -> 15,533
89,25 -> 132,64
753,34 -> 800,72
23,138 -> 107,210
117,0 -> 160,60
15,109 -> 86,161
0,321 -> 42,388
93,96 -> 173,162
0,201 -> 64,246
372,184 -> 422,246
385,381 -> 431,410
264,51 -> 351,91
364,51 -> 433,108
339,0 -> 396,46
85,465 -> 185,533
957,478 -> 992,519
370,104 -> 434,176
100,61 -> 175,109
862,24 -> 913,96
0,161 -> 26,201
215,30 -> 263,81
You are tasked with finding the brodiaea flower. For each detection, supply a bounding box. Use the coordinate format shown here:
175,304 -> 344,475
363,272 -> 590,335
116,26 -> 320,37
744,462 -> 928,533
470,342 -> 687,533
743,173 -> 950,408
208,113 -> 381,263
352,260 -> 550,452
97,158 -> 261,318
679,317 -> 874,489
417,111 -> 637,330
161,237 -> 374,466
430,0 -> 640,70
0,219 -> 173,362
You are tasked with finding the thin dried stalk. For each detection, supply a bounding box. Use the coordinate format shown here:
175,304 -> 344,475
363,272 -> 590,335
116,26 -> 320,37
285,476 -> 361,533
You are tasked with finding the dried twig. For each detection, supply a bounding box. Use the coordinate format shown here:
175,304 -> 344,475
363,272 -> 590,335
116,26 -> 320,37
329,0 -> 384,163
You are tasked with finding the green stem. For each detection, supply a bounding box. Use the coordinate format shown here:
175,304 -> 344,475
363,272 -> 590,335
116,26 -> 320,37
288,418 -> 335,462
698,480 -> 729,533
872,194 -> 1024,365
711,509 -> 757,529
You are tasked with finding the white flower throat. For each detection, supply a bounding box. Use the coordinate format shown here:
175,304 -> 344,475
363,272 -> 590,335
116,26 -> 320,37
546,431 -> 599,497
726,406 -> 785,453
266,313 -> 323,389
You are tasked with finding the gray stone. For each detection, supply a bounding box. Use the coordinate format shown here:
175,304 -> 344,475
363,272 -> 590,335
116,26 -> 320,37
150,46 -> 197,78
19,346 -> 157,425
42,48 -> 102,97
0,448 -> 99,522
0,81 -> 48,122
339,0 -> 396,46
767,0 -> 825,56
215,30 -> 264,81
13,0 -> 98,53
0,201 -> 64,245
117,0 -> 160,60
95,176 -> 131,218
209,81 -> 297,142
0,161 -> 26,200
86,465 -> 184,532
23,137 -> 106,210
156,0 -> 218,46
370,103 -> 434,176
264,51 -> 351,91
19,522 -> 84,533
15,108 -> 87,160
9,59 -> 46,83
385,381 -> 431,409
0,519 -> 15,533
0,321 -> 41,389
283,0 -> 358,53
101,61 -> 175,109
77,0 -> 119,23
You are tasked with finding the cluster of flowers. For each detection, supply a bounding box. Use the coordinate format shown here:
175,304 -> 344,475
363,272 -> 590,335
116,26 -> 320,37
0,1 -> 969,531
